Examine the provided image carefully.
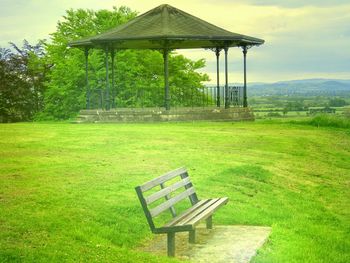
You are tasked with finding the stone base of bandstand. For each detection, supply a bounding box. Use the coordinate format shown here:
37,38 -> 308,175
75,107 -> 254,123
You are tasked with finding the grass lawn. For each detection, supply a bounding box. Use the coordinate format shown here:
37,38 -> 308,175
1,121 -> 349,262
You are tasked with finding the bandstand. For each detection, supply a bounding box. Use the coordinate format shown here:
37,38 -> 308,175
69,4 -> 264,122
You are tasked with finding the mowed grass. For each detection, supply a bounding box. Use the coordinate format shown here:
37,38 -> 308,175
0,121 -> 349,263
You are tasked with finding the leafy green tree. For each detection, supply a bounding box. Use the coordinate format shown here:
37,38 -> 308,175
0,41 -> 49,122
285,100 -> 304,111
0,47 -> 29,122
329,98 -> 348,107
10,40 -> 50,113
40,7 -> 209,120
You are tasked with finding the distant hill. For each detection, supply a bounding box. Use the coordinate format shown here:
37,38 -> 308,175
248,79 -> 350,96
207,79 -> 350,97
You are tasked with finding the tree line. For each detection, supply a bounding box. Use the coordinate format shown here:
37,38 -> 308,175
0,6 -> 209,122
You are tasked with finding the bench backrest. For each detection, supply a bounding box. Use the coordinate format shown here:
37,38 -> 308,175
135,167 -> 199,231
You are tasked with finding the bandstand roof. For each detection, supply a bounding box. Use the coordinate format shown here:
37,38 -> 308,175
69,4 -> 264,49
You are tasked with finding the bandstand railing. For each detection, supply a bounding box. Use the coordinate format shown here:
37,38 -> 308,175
87,85 -> 244,110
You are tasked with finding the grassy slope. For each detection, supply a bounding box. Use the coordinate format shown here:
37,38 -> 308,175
0,121 -> 349,262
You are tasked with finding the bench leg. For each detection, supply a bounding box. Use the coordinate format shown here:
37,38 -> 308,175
167,232 -> 175,257
206,215 -> 213,229
189,230 -> 196,244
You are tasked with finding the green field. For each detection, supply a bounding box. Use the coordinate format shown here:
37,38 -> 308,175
1,121 -> 349,262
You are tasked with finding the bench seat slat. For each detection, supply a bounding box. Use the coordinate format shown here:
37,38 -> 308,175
163,199 -> 209,227
140,167 -> 187,192
154,224 -> 193,234
176,198 -> 221,226
145,177 -> 191,205
185,197 -> 228,226
150,187 -> 195,217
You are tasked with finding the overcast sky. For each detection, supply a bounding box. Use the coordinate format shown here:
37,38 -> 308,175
1,0 -> 349,83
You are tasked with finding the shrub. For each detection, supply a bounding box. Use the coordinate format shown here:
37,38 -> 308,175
306,114 -> 350,129
343,108 -> 350,119
266,112 -> 282,117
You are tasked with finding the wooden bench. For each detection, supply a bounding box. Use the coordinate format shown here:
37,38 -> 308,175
135,167 -> 229,257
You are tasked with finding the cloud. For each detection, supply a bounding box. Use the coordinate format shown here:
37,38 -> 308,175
178,2 -> 350,82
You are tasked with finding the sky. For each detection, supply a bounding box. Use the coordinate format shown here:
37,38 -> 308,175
0,0 -> 349,83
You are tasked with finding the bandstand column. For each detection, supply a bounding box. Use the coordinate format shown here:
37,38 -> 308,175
224,47 -> 229,109
215,48 -> 221,107
84,47 -> 90,109
105,46 -> 110,110
111,49 -> 116,109
164,49 -> 170,110
243,46 -> 248,107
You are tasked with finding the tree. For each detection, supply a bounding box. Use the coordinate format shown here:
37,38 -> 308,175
329,98 -> 348,107
0,47 -> 29,122
0,41 -> 49,122
40,7 -> 209,120
285,100 -> 304,111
